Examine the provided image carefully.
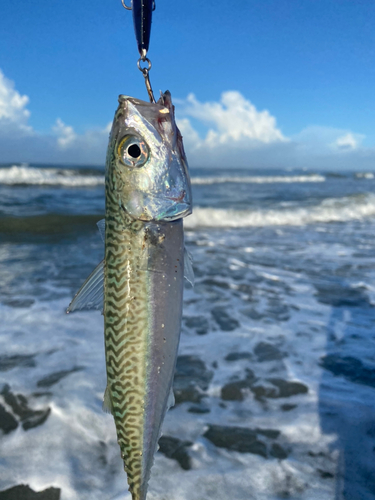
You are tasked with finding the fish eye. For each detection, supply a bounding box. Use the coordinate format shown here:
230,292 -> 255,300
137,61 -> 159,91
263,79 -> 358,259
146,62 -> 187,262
118,135 -> 149,168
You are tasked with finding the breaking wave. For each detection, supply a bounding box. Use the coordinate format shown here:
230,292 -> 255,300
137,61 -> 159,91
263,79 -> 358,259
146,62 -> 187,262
0,166 -> 327,188
0,165 -> 104,187
355,172 -> 375,180
191,174 -> 326,185
185,194 -> 375,228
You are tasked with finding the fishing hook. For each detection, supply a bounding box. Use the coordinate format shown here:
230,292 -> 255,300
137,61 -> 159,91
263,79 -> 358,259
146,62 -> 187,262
137,57 -> 155,103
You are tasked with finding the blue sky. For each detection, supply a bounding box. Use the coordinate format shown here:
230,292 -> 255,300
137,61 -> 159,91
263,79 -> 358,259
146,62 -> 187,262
1,0 -> 375,169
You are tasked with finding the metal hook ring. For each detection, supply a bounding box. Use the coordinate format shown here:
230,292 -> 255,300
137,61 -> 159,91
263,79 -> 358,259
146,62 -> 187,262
121,0 -> 132,10
137,57 -> 152,73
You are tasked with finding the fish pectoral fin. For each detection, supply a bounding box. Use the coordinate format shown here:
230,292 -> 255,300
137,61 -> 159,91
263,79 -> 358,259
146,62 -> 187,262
167,387 -> 175,411
184,247 -> 194,287
97,219 -> 105,242
102,384 -> 113,414
66,260 -> 104,313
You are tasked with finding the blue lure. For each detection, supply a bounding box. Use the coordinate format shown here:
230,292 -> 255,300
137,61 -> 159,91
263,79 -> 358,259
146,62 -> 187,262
130,0 -> 154,57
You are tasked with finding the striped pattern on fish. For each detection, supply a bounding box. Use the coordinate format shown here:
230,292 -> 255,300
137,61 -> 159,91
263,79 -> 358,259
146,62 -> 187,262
104,182 -> 149,498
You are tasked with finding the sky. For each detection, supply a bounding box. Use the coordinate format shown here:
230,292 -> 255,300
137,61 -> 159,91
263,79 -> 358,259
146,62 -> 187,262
1,0 -> 375,170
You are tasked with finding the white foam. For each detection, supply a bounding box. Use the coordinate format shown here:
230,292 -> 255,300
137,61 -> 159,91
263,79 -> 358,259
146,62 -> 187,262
0,166 -> 326,188
0,165 -> 104,187
191,175 -> 326,185
185,194 -> 375,228
355,172 -> 375,179
0,290 -> 338,500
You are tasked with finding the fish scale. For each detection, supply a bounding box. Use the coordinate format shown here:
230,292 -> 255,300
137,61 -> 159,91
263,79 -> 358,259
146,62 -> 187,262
104,181 -> 149,499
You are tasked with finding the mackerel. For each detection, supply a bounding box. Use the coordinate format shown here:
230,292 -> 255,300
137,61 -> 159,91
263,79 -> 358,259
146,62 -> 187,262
68,91 -> 192,500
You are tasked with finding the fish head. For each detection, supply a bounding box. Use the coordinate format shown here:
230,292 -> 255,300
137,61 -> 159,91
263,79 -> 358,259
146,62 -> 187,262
106,91 -> 192,222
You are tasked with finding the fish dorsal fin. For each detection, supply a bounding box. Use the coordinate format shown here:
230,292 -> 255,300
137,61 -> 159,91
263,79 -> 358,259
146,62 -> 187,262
102,384 -> 113,414
66,260 -> 104,313
97,219 -> 105,242
184,247 -> 194,286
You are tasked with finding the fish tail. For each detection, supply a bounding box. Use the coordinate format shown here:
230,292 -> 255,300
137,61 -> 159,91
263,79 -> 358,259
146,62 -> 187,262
122,457 -> 144,500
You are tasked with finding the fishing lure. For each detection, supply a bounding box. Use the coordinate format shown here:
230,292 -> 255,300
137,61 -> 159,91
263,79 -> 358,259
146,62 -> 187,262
122,0 -> 155,59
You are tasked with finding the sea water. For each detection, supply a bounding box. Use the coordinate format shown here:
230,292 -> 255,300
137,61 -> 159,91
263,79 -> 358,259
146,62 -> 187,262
1,164 -> 375,500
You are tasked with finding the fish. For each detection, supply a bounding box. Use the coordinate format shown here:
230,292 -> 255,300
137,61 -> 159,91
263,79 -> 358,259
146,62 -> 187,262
67,90 -> 192,500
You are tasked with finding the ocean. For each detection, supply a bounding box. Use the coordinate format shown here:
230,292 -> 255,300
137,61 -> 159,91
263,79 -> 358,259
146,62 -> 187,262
1,163 -> 375,500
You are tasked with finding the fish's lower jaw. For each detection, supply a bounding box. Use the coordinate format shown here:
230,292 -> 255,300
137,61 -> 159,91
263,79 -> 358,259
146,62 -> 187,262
159,202 -> 192,222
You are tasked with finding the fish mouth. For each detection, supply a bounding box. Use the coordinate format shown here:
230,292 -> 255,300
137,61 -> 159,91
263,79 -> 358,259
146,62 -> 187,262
143,189 -> 191,221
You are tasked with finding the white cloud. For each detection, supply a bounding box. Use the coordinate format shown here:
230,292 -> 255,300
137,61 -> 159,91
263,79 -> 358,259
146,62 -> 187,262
176,91 -> 290,168
0,70 -> 32,134
0,70 -> 110,164
53,118 -> 77,148
334,132 -> 361,151
176,117 -> 201,145
293,126 -> 365,150
180,91 -> 287,148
